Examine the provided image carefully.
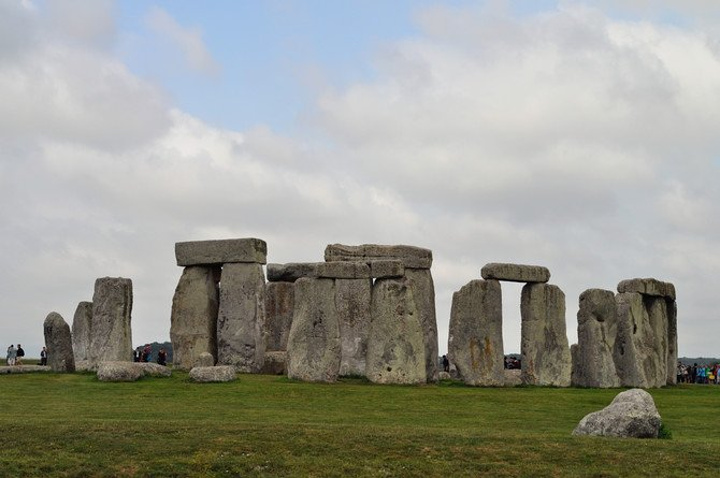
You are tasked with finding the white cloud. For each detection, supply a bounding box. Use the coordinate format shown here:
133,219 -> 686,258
144,7 -> 220,76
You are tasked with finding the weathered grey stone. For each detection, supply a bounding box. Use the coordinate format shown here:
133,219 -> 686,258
617,278 -> 676,301
217,263 -> 266,373
136,362 -> 172,377
74,360 -> 91,372
188,365 -> 237,382
504,369 -> 522,387
71,301 -> 93,361
405,268 -> 439,383
666,300 -> 678,386
170,266 -> 220,371
287,278 -> 341,382
448,279 -> 504,386
264,281 -> 294,352
0,365 -> 51,374
573,389 -> 662,438
366,278 -> 426,385
97,361 -> 143,381
520,283 -> 571,386
261,351 -> 287,375
198,352 -> 214,367
176,238 -> 267,266
88,277 -> 133,367
481,263 -> 550,283
438,371 -> 452,380
316,261 -> 371,279
266,262 -> 318,282
336,278 -> 372,376
572,289 -> 620,388
325,244 -> 432,269
369,260 -> 404,278
43,312 -> 75,373
614,292 -> 667,388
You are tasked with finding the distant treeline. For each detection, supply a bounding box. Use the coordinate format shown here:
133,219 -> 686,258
679,357 -> 719,366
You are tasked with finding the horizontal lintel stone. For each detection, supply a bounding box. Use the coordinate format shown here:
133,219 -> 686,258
175,238 -> 267,266
617,278 -> 676,300
324,244 -> 432,269
266,263 -> 318,282
369,260 -> 405,278
315,261 -> 371,279
480,263 -> 550,283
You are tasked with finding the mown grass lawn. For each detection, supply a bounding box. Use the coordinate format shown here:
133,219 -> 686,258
0,372 -> 718,477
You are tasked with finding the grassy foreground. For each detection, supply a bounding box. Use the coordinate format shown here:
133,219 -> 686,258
0,372 -> 718,477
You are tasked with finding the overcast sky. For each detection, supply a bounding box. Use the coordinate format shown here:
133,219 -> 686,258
2,0 -> 719,358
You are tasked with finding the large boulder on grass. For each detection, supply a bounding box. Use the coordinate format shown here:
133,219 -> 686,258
97,361 -> 143,382
573,389 -> 662,438
188,366 -> 237,382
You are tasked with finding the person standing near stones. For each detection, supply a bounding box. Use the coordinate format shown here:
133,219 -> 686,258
157,348 -> 167,366
133,346 -> 141,363
15,344 -> 24,365
143,345 -> 151,363
6,344 -> 16,366
442,355 -> 450,373
40,347 -> 47,366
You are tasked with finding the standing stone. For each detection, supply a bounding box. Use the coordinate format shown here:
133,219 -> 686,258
71,301 -> 93,361
405,268 -> 439,383
666,300 -> 678,385
170,266 -> 220,371
646,296 -> 669,387
572,289 -> 620,388
335,278 -> 372,376
217,263 -> 266,373
520,283 -> 571,386
44,312 -> 75,372
88,277 -> 133,367
286,278 -> 341,382
448,279 -> 504,386
366,278 -> 426,385
264,282 -> 295,352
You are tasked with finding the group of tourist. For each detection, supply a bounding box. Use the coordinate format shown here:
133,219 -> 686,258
677,362 -> 720,384
133,345 -> 168,366
5,344 -> 48,366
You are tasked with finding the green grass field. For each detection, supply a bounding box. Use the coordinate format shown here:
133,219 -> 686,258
0,372 -> 718,477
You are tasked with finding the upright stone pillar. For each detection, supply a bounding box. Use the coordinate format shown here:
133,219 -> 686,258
366,277 -> 426,385
44,312 -> 75,372
71,301 -> 93,362
88,277 -> 133,367
405,268 -> 439,383
217,263 -> 266,373
666,299 -> 678,385
571,289 -> 620,388
264,281 -> 295,352
286,278 -> 341,382
170,266 -> 220,370
335,278 -> 372,377
448,279 -> 504,386
520,283 -> 571,386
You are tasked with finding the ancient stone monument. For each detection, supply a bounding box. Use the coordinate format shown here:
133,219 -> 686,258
573,389 -> 662,438
88,277 -> 133,367
171,238 -> 267,373
43,312 -> 75,372
71,301 -> 93,362
449,263 -> 571,387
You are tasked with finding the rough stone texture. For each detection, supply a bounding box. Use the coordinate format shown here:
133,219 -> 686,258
217,263 -> 266,373
88,277 -> 133,367
617,278 -> 676,301
572,289 -> 621,388
504,369 -> 522,387
448,279 -> 504,386
188,365 -> 237,382
369,260 -> 404,278
666,300 -> 678,386
175,238 -> 267,266
438,371 -> 452,381
198,352 -> 215,367
266,262 -> 318,282
97,361 -> 143,382
0,365 -> 51,374
520,283 -> 571,386
614,292 -> 667,388
366,278 -> 426,385
481,263 -> 551,283
43,312 -> 75,372
71,301 -> 93,362
286,278 -> 341,382
405,268 -> 439,383
264,281 -> 295,351
573,389 -> 662,438
316,261 -> 371,279
74,360 -> 91,372
170,266 -> 220,371
325,244 -> 432,269
335,278 -> 372,376
261,351 -> 287,375
136,362 -> 172,377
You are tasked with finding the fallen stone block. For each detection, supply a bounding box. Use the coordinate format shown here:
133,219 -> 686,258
188,365 -> 237,383
573,389 -> 662,438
